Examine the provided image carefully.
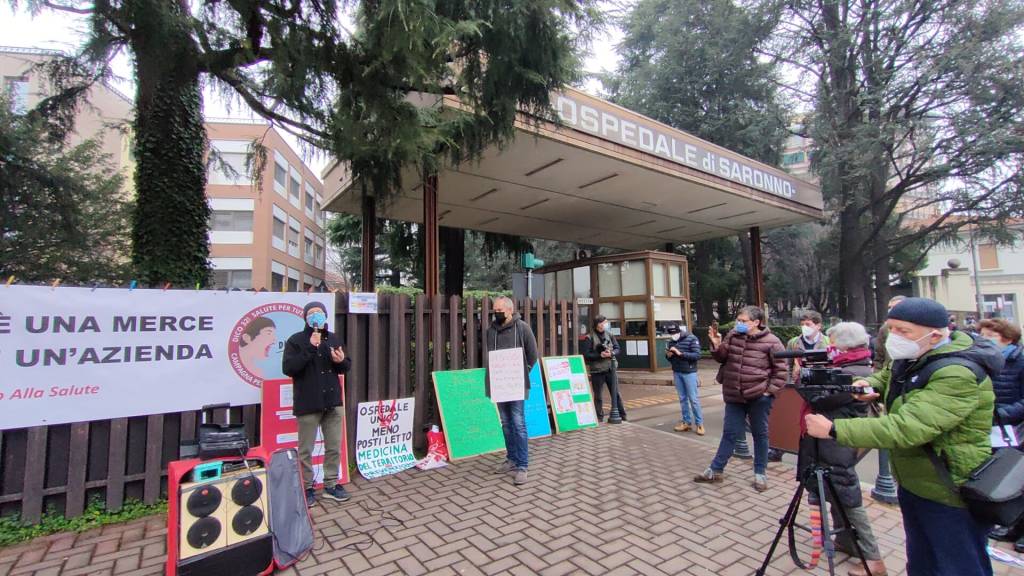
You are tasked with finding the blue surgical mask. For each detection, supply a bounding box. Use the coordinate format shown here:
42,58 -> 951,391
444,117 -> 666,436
735,322 -> 750,334
307,311 -> 327,329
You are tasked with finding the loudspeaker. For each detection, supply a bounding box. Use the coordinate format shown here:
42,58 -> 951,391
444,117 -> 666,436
178,467 -> 268,560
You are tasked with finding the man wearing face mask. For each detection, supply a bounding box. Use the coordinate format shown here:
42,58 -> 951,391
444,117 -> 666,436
665,323 -> 704,434
582,315 -> 627,423
805,297 -> 1001,576
485,297 -> 539,486
768,311 -> 831,462
282,301 -> 352,508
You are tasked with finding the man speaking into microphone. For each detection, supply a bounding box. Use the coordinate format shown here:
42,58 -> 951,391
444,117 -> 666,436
283,301 -> 352,508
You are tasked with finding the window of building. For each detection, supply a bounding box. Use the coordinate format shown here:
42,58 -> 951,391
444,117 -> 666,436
624,301 -> 648,336
621,260 -> 646,296
289,174 -> 301,207
304,237 -> 314,263
315,198 -> 324,226
209,151 -> 250,185
287,224 -> 300,257
288,277 -> 299,292
272,215 -> 286,251
979,243 -> 999,270
556,269 -> 573,301
271,272 -> 284,292
572,267 -> 590,299
4,76 -> 28,114
305,185 -> 315,217
212,269 -> 252,290
273,161 -> 288,196
598,263 -> 621,297
669,264 -> 683,297
210,210 -> 253,232
314,242 -> 324,268
652,263 -> 667,297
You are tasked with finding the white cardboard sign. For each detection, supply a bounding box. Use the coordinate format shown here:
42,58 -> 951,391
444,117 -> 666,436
355,397 -> 416,479
488,347 -> 526,402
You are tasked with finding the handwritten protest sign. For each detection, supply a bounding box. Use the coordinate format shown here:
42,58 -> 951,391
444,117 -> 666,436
355,397 -> 417,479
487,347 -> 526,402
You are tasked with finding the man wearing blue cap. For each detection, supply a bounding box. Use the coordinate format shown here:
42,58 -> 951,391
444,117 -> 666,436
805,297 -> 1001,576
283,301 -> 352,507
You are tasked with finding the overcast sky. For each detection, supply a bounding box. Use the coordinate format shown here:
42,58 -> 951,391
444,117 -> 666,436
0,5 -> 623,129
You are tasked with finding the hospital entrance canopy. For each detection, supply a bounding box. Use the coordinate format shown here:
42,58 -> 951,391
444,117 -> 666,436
321,87 -> 823,295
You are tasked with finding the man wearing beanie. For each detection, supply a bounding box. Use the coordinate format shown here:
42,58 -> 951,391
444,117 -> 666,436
283,301 -> 353,507
805,297 -> 1001,576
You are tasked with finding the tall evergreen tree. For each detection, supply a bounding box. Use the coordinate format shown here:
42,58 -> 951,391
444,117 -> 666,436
0,93 -> 131,283
606,0 -> 789,322
19,0 -> 601,287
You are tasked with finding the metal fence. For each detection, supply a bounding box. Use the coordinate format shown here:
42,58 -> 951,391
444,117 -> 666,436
0,294 -> 577,522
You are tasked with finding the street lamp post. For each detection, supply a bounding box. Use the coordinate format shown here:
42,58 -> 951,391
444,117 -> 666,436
871,449 -> 899,504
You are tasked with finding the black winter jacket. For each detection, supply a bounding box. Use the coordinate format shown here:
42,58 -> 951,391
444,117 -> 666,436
994,345 -> 1024,425
797,358 -> 874,508
665,333 -> 701,373
282,313 -> 351,416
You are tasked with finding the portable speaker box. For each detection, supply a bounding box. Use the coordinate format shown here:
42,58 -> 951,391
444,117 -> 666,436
167,447 -> 314,576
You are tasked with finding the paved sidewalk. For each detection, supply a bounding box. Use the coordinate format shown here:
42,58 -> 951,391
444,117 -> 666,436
1,422 -> 1018,575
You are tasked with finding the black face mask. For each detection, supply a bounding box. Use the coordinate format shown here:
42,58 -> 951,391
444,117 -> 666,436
494,312 -> 507,324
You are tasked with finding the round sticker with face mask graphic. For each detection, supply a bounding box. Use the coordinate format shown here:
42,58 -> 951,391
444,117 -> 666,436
229,303 -> 306,387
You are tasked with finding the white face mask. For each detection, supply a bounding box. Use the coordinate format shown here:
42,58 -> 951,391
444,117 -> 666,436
885,331 -> 934,360
801,325 -> 818,339
670,333 -> 681,341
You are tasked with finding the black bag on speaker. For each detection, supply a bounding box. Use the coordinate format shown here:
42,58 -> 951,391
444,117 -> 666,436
198,404 -> 249,460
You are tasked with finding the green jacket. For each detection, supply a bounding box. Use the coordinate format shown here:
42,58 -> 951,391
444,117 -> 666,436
834,331 -> 996,507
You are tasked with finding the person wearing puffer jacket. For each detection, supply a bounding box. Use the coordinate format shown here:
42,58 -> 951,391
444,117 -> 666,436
977,318 -> 1024,552
805,298 -> 1001,576
694,306 -> 786,492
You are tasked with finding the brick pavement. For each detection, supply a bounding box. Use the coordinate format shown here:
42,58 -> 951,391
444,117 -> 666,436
1,423 -> 1018,576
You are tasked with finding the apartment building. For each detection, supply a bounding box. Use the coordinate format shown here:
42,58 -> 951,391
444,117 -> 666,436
1,46 -> 134,183
913,223 -> 1024,324
206,120 -> 327,291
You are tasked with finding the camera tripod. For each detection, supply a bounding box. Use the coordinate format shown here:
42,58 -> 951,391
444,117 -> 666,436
754,439 -> 874,576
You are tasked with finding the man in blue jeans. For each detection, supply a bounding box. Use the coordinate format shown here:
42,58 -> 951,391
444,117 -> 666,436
694,306 -> 786,492
665,324 -> 704,435
485,297 -> 539,486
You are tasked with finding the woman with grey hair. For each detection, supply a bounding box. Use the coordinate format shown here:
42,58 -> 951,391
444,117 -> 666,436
797,321 -> 886,576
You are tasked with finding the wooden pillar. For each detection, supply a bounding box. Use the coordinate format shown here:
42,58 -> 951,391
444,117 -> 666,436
750,226 -> 766,309
361,193 -> 376,292
423,173 -> 440,296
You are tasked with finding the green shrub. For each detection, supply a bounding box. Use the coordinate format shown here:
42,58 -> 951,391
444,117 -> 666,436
375,285 -> 423,297
0,496 -> 165,548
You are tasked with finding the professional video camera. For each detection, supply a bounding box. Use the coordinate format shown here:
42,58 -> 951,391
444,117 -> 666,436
772,349 -> 872,411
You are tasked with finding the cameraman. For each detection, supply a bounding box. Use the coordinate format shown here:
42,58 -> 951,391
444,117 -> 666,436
805,298 -> 1000,576
797,322 -> 885,576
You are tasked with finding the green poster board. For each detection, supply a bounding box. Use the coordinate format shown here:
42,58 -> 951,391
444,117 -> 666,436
541,356 -> 599,433
432,368 -> 507,460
